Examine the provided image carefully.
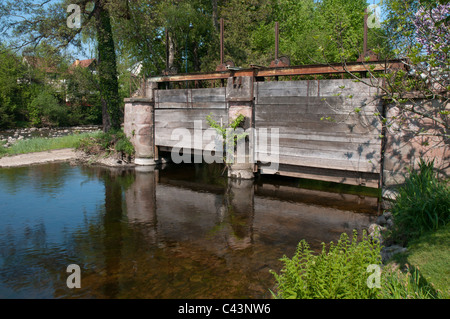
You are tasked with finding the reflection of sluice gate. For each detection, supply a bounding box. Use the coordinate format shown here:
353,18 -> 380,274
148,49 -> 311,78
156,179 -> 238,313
124,166 -> 377,253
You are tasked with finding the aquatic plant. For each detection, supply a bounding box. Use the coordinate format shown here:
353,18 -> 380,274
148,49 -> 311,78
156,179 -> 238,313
206,113 -> 248,174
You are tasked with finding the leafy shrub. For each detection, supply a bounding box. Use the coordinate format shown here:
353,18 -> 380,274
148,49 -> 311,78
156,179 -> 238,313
76,129 -> 134,159
26,87 -> 76,127
389,159 -> 450,245
270,230 -> 382,299
115,136 -> 135,156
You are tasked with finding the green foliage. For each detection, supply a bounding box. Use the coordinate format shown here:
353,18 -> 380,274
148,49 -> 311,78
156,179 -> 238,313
400,223 -> 450,298
0,42 -> 103,129
206,113 -> 248,166
0,1 -> 123,132
77,129 -> 135,159
270,230 -> 382,299
379,264 -> 443,299
0,132 -> 99,157
65,66 -> 103,126
0,47 -> 30,128
388,159 -> 450,245
97,2 -> 121,131
28,88 -> 66,127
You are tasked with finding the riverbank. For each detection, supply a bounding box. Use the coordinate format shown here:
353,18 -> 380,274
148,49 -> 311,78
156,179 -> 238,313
0,148 -> 78,168
0,125 -> 101,148
0,148 -> 135,168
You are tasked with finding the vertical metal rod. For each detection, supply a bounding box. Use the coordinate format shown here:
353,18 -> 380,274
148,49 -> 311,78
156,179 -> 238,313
220,18 -> 224,65
275,22 -> 279,60
275,22 -> 279,80
363,8 -> 368,58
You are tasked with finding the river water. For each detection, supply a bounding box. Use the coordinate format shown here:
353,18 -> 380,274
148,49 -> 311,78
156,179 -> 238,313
0,162 -> 378,299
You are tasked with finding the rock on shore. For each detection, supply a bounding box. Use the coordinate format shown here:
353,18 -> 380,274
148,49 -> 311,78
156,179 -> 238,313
367,210 -> 408,263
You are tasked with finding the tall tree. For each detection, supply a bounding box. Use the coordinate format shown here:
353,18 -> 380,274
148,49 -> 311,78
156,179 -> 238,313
0,0 -> 124,132
219,0 -> 274,68
95,0 -> 121,131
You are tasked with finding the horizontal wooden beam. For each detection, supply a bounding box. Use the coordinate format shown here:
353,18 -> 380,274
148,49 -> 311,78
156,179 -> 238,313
148,60 -> 405,83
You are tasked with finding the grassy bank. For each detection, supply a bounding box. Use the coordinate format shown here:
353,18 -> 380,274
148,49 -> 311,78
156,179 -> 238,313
390,224 -> 450,298
385,160 -> 450,298
0,132 -> 101,158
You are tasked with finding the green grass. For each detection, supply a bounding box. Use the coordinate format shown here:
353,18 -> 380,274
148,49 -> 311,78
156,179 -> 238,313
388,159 -> 450,245
389,223 -> 450,298
0,132 -> 101,158
76,129 -> 135,158
382,159 -> 449,299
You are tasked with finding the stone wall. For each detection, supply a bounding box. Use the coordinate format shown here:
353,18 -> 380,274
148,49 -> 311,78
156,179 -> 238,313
383,99 -> 449,186
123,98 -> 156,165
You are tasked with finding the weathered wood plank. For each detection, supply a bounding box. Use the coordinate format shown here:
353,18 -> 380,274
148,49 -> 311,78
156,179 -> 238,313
155,109 -> 227,118
191,89 -> 226,102
156,90 -> 188,103
272,139 -> 381,153
255,79 -> 376,97
255,111 -> 380,125
276,132 -> 382,143
156,102 -> 227,109
154,108 -> 227,149
155,129 -> 221,150
190,102 -> 227,109
259,164 -> 379,188
257,145 -> 380,162
156,88 -> 226,103
256,121 -> 381,135
156,102 -> 189,109
255,97 -> 380,112
257,153 -> 380,173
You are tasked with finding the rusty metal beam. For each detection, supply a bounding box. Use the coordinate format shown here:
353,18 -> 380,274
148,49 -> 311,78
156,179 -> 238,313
257,61 -> 403,77
149,60 -> 405,83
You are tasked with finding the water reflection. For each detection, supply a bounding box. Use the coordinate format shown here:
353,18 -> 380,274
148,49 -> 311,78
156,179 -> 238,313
0,162 -> 378,299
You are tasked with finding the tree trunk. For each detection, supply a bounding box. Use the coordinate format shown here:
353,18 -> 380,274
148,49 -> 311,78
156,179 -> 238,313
95,0 -> 121,132
168,32 -> 175,72
193,44 -> 200,72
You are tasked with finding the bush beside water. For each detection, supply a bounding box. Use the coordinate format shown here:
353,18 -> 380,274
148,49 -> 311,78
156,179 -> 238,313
76,129 -> 135,161
270,230 -> 382,299
388,159 -> 450,245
